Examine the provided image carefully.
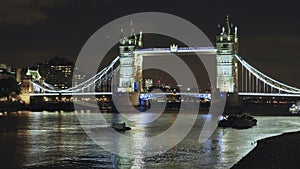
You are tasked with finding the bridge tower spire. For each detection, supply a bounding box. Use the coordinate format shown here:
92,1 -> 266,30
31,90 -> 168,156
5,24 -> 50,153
216,15 -> 239,93
226,15 -> 231,35
118,23 -> 143,105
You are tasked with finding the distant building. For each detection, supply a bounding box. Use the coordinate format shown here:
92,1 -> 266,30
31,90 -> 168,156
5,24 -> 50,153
16,56 -> 74,104
144,79 -> 153,90
37,56 -> 74,89
19,69 -> 33,104
16,68 -> 22,82
73,66 -> 86,86
26,68 -> 42,81
0,63 -> 16,79
47,56 -> 73,78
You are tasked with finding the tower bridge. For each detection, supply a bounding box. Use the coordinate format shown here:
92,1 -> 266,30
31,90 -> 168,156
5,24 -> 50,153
27,16 -> 300,110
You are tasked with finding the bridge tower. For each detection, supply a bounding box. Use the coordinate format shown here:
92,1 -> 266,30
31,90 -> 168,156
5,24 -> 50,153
216,15 -> 239,93
216,15 -> 240,111
118,25 -> 143,106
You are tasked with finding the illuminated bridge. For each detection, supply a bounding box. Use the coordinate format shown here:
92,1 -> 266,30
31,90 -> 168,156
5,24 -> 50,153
28,16 -> 300,104
29,49 -> 300,98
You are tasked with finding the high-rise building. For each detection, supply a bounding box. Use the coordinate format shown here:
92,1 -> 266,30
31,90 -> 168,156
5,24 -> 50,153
38,56 -> 74,89
47,56 -> 73,78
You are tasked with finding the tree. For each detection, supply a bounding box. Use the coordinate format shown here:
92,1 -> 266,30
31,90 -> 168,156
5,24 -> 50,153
0,78 -> 21,101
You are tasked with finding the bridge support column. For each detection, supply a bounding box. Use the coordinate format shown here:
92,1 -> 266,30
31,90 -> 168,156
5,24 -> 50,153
129,92 -> 140,107
140,99 -> 149,107
224,92 -> 242,114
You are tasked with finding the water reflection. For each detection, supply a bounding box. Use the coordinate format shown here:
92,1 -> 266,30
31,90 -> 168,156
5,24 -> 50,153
0,111 -> 30,168
0,112 -> 300,168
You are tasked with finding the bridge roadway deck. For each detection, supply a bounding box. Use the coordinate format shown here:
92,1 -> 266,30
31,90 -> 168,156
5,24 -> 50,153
30,92 -> 211,99
30,92 -> 300,98
239,92 -> 300,97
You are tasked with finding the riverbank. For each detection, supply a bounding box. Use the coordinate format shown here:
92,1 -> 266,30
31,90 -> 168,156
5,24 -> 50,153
0,101 -> 298,116
0,101 -> 28,112
231,131 -> 300,169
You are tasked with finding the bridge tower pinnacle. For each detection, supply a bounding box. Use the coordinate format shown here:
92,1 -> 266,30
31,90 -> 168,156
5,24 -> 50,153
216,15 -> 239,93
118,25 -> 143,94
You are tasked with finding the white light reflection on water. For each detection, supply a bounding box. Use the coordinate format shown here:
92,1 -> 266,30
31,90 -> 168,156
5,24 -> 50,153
1,112 -> 300,169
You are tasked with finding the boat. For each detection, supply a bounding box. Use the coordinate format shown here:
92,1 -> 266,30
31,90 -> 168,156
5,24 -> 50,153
112,122 -> 131,131
218,113 -> 257,129
289,103 -> 300,114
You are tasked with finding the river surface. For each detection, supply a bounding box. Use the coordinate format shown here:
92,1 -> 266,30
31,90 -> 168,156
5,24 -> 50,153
0,111 -> 300,169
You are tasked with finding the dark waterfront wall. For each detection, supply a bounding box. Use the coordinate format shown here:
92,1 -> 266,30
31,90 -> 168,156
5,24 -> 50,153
0,96 -> 295,116
0,101 -> 28,112
223,94 -> 298,116
223,93 -> 241,115
26,101 -> 294,116
242,104 -> 291,116
231,131 -> 300,169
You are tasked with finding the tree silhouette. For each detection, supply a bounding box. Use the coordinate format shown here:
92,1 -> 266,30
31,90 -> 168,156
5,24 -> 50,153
0,78 -> 20,101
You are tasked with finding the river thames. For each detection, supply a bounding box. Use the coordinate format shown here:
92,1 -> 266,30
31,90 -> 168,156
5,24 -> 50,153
0,111 -> 300,169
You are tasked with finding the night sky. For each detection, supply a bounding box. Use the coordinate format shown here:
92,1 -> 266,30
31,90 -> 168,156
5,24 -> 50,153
1,0 -> 300,87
